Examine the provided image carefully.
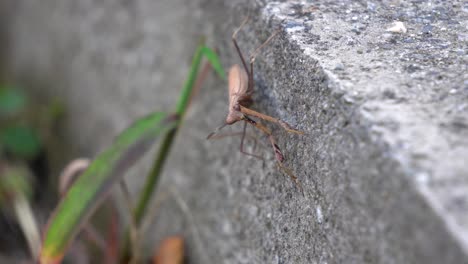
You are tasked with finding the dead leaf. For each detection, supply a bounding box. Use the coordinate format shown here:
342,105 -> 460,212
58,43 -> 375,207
153,236 -> 184,264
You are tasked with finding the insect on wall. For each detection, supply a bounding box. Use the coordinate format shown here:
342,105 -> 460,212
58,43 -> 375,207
207,16 -> 304,193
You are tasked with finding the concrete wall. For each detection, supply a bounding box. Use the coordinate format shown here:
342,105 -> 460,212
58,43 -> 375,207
5,0 -> 468,263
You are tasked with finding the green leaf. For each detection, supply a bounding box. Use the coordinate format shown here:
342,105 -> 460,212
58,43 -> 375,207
0,87 -> 26,116
40,112 -> 178,264
200,46 -> 226,80
135,45 -> 224,223
0,126 -> 41,159
123,45 -> 225,261
122,45 -> 224,261
175,45 -> 225,116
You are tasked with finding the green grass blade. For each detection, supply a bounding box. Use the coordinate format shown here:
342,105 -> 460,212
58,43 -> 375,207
200,46 -> 226,80
120,45 -> 224,261
134,45 -> 224,224
40,112 -> 178,264
175,46 -> 203,116
175,45 -> 225,116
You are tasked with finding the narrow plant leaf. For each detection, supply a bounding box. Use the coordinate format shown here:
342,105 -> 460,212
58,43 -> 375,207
200,46 -> 226,80
175,45 -> 225,116
0,164 -> 40,259
0,125 -> 41,160
123,44 -> 225,261
40,112 -> 178,264
133,45 -> 224,224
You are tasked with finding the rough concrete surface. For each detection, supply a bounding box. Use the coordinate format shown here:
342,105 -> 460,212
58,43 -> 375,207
4,0 -> 468,263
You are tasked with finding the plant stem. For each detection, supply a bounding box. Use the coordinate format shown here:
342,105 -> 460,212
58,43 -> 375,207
133,128 -> 177,225
121,44 -> 206,262
134,45 -> 203,225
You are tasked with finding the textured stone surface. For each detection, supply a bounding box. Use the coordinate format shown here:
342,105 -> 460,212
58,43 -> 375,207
5,0 -> 468,263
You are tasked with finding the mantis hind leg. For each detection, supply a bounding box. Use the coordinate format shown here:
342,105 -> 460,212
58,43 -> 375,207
242,116 -> 303,193
239,121 -> 263,160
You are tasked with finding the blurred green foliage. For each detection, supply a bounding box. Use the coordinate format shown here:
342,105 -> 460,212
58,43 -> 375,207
0,86 -> 41,160
0,125 -> 41,159
0,87 -> 26,117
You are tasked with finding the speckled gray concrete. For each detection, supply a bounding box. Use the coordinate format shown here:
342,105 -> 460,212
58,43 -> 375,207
5,0 -> 468,263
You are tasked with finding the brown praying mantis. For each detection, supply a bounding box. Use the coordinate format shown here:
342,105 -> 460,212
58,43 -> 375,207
207,17 -> 304,191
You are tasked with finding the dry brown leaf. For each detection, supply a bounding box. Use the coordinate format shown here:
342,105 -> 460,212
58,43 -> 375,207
153,236 -> 184,264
